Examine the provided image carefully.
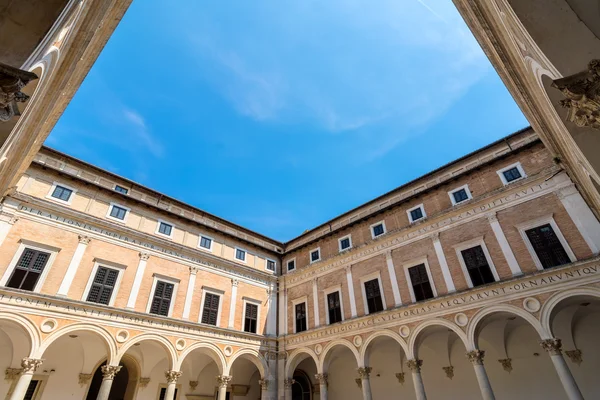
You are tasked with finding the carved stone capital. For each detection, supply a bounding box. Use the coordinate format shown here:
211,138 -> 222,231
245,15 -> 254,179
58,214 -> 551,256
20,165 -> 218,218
565,349 -> 583,366
395,372 -> 405,385
8,215 -> 19,225
217,375 -> 232,388
284,378 -> 295,388
430,232 -> 440,242
466,350 -> 485,365
139,252 -> 150,261
259,378 -> 269,390
314,373 -> 328,385
100,365 -> 121,380
487,212 -> 498,224
540,338 -> 562,355
4,368 -> 21,381
406,359 -> 423,372
165,370 -> 182,384
139,377 -> 151,388
78,373 -> 92,386
357,366 -> 372,379
21,358 -> 43,374
498,358 -> 512,373
552,59 -> 600,130
189,380 -> 198,391
0,62 -> 38,122
189,266 -> 198,275
78,235 -> 91,245
442,366 -> 454,379
231,279 -> 239,287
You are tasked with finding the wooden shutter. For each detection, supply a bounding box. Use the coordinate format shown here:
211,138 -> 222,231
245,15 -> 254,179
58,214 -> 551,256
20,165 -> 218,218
461,246 -> 495,287
201,293 -> 220,325
526,224 -> 570,269
150,281 -> 174,316
327,292 -> 342,323
86,266 -> 119,305
7,249 -> 50,291
408,264 -> 434,301
364,279 -> 384,313
244,303 -> 258,333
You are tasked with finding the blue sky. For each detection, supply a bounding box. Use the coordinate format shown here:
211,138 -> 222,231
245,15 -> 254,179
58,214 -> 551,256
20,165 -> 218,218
46,0 -> 528,241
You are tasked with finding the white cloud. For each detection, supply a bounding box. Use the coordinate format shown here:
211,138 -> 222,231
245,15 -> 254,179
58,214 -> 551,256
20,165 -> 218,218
123,109 -> 164,158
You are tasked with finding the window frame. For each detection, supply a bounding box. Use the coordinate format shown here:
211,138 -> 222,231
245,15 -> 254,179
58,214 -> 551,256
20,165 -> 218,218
516,215 -> 577,271
234,247 -> 247,263
106,202 -> 131,223
292,296 -> 309,333
81,259 -> 126,306
309,247 -> 321,264
496,162 -> 527,186
359,271 -> 387,315
448,184 -> 473,206
286,258 -> 296,272
406,204 -> 427,224
114,185 -> 129,195
323,285 -> 345,325
453,237 -> 500,288
370,220 -> 387,239
46,182 -> 77,206
155,219 -> 174,239
241,297 -> 261,334
157,383 -> 181,400
199,286 -> 224,326
145,274 -> 180,317
0,240 -> 60,293
403,257 -> 437,303
198,234 -> 214,252
265,258 -> 277,272
338,235 -> 353,252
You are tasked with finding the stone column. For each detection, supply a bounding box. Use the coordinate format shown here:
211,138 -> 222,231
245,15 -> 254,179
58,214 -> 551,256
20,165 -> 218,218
315,373 -> 328,400
182,267 -> 198,319
164,370 -> 182,400
0,215 -> 18,249
96,365 -> 122,400
126,253 -> 150,309
345,266 -> 358,317
557,185 -> 600,254
385,251 -> 402,306
312,278 -> 320,328
487,213 -> 522,276
279,286 -> 288,335
407,359 -> 427,400
216,375 -> 231,400
259,378 -> 270,400
466,350 -> 495,400
228,279 -> 239,328
57,235 -> 91,296
357,367 -> 372,400
431,233 -> 456,293
540,339 -> 583,400
9,358 -> 43,400
284,378 -> 295,400
266,285 -> 277,335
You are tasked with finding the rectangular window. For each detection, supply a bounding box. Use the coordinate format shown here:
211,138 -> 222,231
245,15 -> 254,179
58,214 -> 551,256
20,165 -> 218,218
51,185 -> 73,202
244,303 -> 258,333
408,264 -> 434,302
295,302 -> 307,333
452,188 -> 469,204
149,281 -> 174,316
327,291 -> 342,324
114,185 -> 129,194
6,248 -> 50,291
410,207 -> 423,222
310,248 -> 320,263
371,222 -> 386,238
199,236 -> 212,250
159,387 -> 178,400
339,236 -> 352,251
266,259 -> 276,272
502,167 -> 522,183
201,293 -> 220,325
109,205 -> 128,220
23,380 -> 40,400
525,224 -> 571,269
287,259 -> 295,271
461,246 -> 495,287
157,221 -> 172,236
235,248 -> 246,262
86,266 -> 119,305
364,279 -> 384,314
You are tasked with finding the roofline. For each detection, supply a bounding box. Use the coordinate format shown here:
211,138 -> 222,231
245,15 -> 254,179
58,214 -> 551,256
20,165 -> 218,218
283,126 -> 534,245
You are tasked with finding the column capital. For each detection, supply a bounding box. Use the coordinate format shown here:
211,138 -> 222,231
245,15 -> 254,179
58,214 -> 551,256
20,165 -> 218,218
430,232 -> 440,242
487,212 -> 498,223
189,266 -> 199,275
540,338 -> 563,355
20,358 -> 43,374
312,277 -> 318,286
406,359 -> 423,372
8,215 -> 19,225
5,367 -> 22,380
78,235 -> 91,245
466,350 -> 486,365
258,378 -> 269,390
315,373 -> 328,385
165,370 -> 182,384
100,365 -> 121,380
0,62 -> 38,121
139,252 -> 150,261
139,377 -> 151,388
231,279 -> 239,287
385,249 -> 393,259
217,375 -> 232,388
357,366 -> 372,379
345,265 -> 352,274
284,378 -> 295,388
78,373 -> 93,386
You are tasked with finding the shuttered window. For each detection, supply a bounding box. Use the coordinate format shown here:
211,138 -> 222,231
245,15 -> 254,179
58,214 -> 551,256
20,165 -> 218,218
244,303 -> 258,333
149,281 -> 174,316
364,279 -> 384,314
6,249 -> 50,291
525,224 -> 570,269
201,293 -> 220,325
461,246 -> 495,287
327,291 -> 342,324
408,264 -> 434,301
23,380 -> 39,400
86,266 -> 119,305
295,302 -> 307,333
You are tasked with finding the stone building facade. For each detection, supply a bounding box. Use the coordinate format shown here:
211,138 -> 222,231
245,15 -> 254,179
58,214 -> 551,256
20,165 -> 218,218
1,127 -> 600,400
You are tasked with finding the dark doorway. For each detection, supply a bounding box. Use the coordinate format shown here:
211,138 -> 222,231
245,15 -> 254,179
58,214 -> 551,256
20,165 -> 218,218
86,362 -> 129,400
292,372 -> 312,400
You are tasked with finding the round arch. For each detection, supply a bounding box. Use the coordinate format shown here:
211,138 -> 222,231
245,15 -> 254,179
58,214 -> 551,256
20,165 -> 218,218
360,330 -> 409,365
37,323 -> 117,363
225,349 -> 267,378
319,339 -> 361,372
116,333 -> 177,370
0,312 -> 40,360
408,318 -> 468,358
540,287 -> 600,337
176,341 -> 226,374
285,348 -> 319,378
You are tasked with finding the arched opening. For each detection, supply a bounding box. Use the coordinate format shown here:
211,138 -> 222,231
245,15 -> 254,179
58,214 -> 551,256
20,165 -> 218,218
178,344 -> 225,399
292,370 -> 312,400
0,317 -> 36,399
86,360 -> 128,400
227,352 -> 265,400
286,350 -> 318,400
321,342 -> 360,400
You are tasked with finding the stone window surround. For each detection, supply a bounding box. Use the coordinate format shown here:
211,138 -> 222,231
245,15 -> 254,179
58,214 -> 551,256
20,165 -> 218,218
155,219 -> 175,239
322,284 -> 345,325
496,161 -> 527,186
265,258 -> 277,273
241,296 -> 262,333
235,247 -> 248,263
291,295 -> 309,333
286,258 -> 296,272
198,234 -> 214,252
448,184 -> 473,206
516,214 -> 577,271
406,203 -> 427,224
0,239 -> 60,293
106,202 -> 131,223
453,236 -> 501,289
338,234 -> 353,253
359,271 -> 387,315
370,220 -> 387,240
145,273 -> 180,318
199,286 -> 225,326
81,258 -> 127,307
309,247 -> 321,264
402,256 -> 438,303
46,181 -> 77,206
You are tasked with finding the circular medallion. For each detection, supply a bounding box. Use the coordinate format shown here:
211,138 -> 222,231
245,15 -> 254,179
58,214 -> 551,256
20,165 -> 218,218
116,330 -> 129,343
523,297 -> 541,313
224,346 -> 233,357
40,318 -> 58,333
454,313 -> 469,327
399,325 -> 410,338
175,338 -> 186,351
315,344 -> 323,355
353,335 -> 363,347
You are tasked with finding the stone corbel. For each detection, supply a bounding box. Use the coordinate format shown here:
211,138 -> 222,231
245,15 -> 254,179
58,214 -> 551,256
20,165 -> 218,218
395,372 -> 405,385
0,62 -> 38,122
498,358 -> 513,373
78,373 -> 92,386
442,366 -> 454,380
139,377 -> 150,388
565,349 -> 583,366
5,368 -> 21,381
